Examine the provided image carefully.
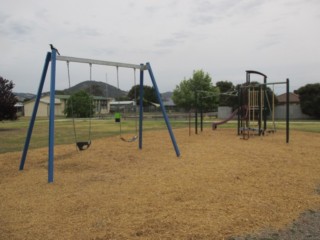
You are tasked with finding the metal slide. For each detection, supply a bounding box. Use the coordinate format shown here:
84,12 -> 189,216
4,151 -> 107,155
212,108 -> 239,130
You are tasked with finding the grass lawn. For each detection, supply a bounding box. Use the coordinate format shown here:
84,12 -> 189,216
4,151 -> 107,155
0,116 -> 319,154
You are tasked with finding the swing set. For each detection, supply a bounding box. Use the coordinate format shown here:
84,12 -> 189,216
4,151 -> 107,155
19,47 -> 180,183
114,66 -> 139,142
66,61 -> 92,151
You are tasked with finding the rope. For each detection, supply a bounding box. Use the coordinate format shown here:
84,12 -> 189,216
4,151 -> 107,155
115,66 -> 138,142
272,84 -> 276,130
265,85 -> 277,131
133,68 -> 138,134
248,88 -> 251,128
66,61 -> 92,151
116,66 -> 122,137
264,88 -> 276,132
66,61 -> 78,151
116,66 -> 120,90
88,63 -> 92,141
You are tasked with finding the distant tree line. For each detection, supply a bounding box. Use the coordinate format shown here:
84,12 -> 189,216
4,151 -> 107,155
1,74 -> 319,120
171,70 -> 320,119
0,76 -> 17,121
294,83 -> 320,119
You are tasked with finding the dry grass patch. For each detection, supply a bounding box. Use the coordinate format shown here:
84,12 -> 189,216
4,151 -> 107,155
1,128 -> 320,239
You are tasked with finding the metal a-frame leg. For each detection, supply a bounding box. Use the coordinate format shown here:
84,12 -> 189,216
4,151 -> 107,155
19,52 -> 51,171
146,62 -> 180,157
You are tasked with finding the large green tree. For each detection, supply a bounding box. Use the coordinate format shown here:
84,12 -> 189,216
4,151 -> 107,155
295,83 -> 320,119
172,70 -> 219,111
0,76 -> 18,121
64,90 -> 94,118
127,85 -> 159,106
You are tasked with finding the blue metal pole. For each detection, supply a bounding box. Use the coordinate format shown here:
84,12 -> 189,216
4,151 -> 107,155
19,52 -> 51,170
286,78 -> 290,143
146,63 -> 180,157
48,49 -> 57,183
139,64 -> 144,149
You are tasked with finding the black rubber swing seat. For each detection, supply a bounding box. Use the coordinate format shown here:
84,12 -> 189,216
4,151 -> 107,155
76,140 -> 91,151
120,136 -> 138,143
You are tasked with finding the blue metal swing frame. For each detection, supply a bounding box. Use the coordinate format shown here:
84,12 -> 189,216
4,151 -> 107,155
19,49 -> 180,183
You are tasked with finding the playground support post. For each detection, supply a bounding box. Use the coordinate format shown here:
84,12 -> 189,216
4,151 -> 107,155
48,49 -> 57,183
19,52 -> 51,171
146,63 -> 181,157
138,64 -> 144,150
195,91 -> 198,134
263,79 -> 267,131
189,111 -> 192,136
286,78 -> 290,143
200,95 -> 203,132
237,85 -> 241,135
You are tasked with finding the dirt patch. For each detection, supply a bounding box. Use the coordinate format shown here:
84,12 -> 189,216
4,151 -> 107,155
230,209 -> 320,240
0,128 -> 320,239
231,189 -> 320,240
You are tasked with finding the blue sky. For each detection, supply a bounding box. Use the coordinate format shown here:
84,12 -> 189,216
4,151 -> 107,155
1,0 -> 319,94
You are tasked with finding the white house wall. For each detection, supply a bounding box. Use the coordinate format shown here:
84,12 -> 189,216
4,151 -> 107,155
24,96 -> 107,117
274,104 -> 311,120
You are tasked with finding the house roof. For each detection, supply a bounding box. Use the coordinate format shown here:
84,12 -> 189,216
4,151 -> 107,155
55,95 -> 108,100
276,92 -> 300,104
163,98 -> 175,106
40,98 -> 61,104
14,102 -> 24,107
110,101 -> 135,105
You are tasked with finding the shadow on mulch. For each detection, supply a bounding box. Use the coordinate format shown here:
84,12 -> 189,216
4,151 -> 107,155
0,128 -> 19,132
230,187 -> 320,240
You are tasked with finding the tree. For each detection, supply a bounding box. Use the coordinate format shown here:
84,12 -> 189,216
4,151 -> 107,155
0,76 -> 18,121
172,70 -> 219,111
127,85 -> 159,106
216,81 -> 238,109
295,83 -> 320,119
64,90 -> 94,118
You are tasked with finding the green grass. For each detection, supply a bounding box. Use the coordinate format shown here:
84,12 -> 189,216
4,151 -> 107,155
0,116 -> 319,154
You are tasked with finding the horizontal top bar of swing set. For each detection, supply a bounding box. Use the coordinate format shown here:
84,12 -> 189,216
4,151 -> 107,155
240,81 -> 288,88
56,55 -> 147,70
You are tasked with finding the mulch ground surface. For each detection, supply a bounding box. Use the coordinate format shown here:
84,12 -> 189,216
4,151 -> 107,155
1,128 -> 320,239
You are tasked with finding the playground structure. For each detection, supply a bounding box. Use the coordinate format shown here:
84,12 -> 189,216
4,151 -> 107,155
194,70 -> 289,142
237,70 -> 289,142
19,48 -> 180,183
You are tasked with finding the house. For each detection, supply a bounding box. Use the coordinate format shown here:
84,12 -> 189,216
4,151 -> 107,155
276,92 -> 300,105
274,92 -> 311,119
14,102 -> 24,116
163,98 -> 176,112
24,95 -> 110,117
109,101 -> 136,113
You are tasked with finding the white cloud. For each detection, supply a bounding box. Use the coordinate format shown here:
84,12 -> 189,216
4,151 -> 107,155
0,0 -> 319,94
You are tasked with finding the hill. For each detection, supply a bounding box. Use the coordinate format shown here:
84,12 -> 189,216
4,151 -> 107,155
15,82 -> 171,101
60,80 -> 127,98
14,93 -> 36,101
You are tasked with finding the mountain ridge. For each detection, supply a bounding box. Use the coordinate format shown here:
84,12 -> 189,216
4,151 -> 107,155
15,81 -> 173,101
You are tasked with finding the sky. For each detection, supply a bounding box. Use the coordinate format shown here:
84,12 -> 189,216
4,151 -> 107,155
1,0 -> 319,95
